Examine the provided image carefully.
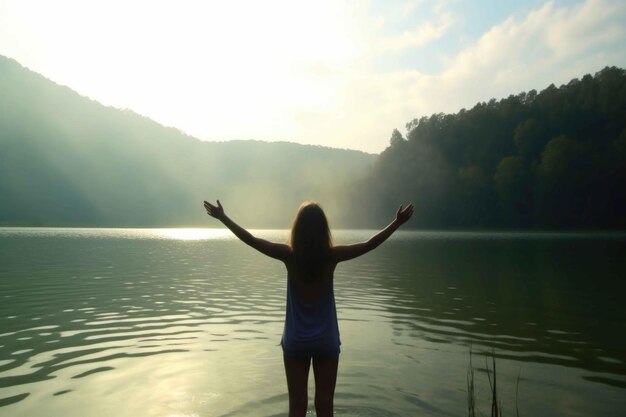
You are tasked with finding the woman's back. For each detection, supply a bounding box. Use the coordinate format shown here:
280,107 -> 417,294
285,256 -> 336,301
283,257 -> 341,358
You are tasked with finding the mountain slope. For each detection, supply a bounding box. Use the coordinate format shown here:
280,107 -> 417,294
0,55 -> 374,227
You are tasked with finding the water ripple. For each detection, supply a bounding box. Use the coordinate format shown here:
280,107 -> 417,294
1,228 -> 625,417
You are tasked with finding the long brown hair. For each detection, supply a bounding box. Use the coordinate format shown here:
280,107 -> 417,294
289,201 -> 333,281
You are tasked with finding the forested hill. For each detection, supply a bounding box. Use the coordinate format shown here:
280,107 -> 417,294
1,52 -> 625,229
345,66 -> 626,229
0,55 -> 374,227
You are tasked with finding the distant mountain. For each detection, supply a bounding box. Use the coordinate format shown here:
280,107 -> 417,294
0,55 -> 374,227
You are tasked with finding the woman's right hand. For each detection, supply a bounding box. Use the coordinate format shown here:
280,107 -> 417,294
395,204 -> 414,225
203,200 -> 225,221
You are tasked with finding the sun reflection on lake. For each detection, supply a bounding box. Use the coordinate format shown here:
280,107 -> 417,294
155,228 -> 232,241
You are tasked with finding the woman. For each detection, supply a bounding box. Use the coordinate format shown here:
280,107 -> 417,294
203,200 -> 414,417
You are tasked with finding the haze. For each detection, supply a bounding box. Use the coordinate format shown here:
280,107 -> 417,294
1,0 -> 625,153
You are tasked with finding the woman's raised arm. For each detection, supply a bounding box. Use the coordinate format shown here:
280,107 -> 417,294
204,200 -> 291,261
332,204 -> 414,263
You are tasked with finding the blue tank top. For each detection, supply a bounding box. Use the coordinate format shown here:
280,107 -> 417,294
282,276 -> 340,357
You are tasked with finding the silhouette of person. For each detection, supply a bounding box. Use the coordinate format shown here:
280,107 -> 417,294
203,200 -> 414,417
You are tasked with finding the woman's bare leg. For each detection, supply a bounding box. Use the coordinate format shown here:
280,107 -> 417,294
312,356 -> 339,417
283,355 -> 311,417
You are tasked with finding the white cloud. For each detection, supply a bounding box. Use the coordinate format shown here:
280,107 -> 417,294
328,0 -> 626,152
438,0 -> 626,103
545,0 -> 625,59
362,0 -> 457,53
375,11 -> 455,52
228,0 -> 626,153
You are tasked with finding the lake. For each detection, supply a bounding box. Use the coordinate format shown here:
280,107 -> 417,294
0,228 -> 625,417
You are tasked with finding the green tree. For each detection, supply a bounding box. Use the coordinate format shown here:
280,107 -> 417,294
514,118 -> 545,160
389,128 -> 405,147
494,156 -> 532,226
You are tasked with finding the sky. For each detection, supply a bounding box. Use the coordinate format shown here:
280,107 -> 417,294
0,0 -> 625,153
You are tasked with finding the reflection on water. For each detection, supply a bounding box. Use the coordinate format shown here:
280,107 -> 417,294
0,228 -> 625,416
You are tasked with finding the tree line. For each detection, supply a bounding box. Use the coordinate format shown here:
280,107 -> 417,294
345,67 -> 626,229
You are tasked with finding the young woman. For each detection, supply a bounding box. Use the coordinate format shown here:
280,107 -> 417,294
203,200 -> 414,417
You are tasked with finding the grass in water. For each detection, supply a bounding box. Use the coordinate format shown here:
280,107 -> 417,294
467,347 -> 522,417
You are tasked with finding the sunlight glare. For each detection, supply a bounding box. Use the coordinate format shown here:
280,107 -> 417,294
0,0 -> 360,144
156,228 -> 231,241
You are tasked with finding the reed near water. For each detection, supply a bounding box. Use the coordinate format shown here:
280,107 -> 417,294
468,348 -> 521,417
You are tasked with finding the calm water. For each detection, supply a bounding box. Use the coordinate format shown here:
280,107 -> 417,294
0,228 -> 625,417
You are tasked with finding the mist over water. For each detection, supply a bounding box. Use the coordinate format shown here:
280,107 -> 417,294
0,228 -> 625,416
